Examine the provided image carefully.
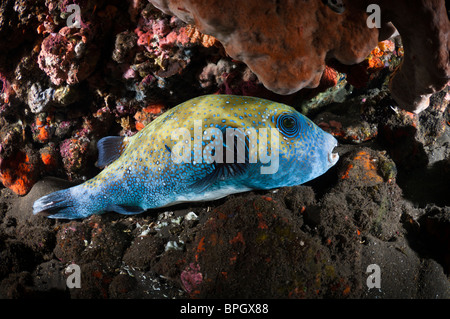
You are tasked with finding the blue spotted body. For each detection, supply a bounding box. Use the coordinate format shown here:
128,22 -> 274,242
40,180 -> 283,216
33,95 -> 339,219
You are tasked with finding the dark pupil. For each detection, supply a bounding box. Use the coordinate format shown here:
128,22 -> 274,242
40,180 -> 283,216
283,117 -> 295,129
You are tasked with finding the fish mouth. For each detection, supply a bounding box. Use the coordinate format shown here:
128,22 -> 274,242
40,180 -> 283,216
327,142 -> 339,166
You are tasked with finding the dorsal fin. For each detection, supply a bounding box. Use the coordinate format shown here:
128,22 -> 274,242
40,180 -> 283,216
96,136 -> 127,168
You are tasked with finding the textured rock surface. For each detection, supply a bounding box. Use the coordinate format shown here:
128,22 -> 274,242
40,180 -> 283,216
149,0 -> 450,113
149,0 -> 379,95
0,0 -> 449,300
374,0 -> 450,113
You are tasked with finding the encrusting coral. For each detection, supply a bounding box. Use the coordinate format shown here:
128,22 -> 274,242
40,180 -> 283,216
148,0 -> 450,113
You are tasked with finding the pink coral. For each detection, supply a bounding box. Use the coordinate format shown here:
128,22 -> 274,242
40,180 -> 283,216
0,72 -> 12,105
134,17 -> 178,56
134,14 -> 218,56
38,26 -> 99,86
180,263 -> 203,294
38,31 -> 75,86
159,31 -> 178,49
152,19 -> 170,36
59,137 -> 91,180
135,28 -> 153,46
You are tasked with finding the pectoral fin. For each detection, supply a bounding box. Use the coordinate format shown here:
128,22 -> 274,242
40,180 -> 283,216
189,125 -> 252,192
96,136 -> 127,168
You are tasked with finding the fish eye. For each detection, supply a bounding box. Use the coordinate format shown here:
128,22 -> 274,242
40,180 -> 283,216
282,117 -> 295,129
277,113 -> 301,138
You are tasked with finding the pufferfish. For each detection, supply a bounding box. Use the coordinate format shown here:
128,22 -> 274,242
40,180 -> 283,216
33,95 -> 339,219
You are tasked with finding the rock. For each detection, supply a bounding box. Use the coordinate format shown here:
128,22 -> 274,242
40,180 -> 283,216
32,260 -> 69,297
361,235 -> 450,298
108,274 -> 139,298
0,240 -> 36,280
108,269 -> 185,299
112,31 -> 138,64
27,83 -> 55,113
374,0 -> 450,113
0,0 -> 449,300
0,271 -> 34,298
0,177 -> 75,266
179,192 -> 350,298
68,261 -> 113,299
37,27 -> 100,86
378,87 -> 450,206
149,0 -> 450,113
54,215 -> 132,270
418,206 -> 450,274
316,108 -> 379,145
149,0 -> 379,95
122,235 -> 165,270
12,176 -> 76,221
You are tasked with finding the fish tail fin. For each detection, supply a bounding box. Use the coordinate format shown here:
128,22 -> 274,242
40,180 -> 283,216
32,185 -> 96,219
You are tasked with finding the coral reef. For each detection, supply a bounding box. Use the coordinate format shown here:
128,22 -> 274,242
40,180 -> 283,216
0,0 -> 227,192
37,26 -> 99,86
0,0 -> 449,300
148,0 -> 450,113
149,0 -> 379,95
